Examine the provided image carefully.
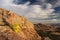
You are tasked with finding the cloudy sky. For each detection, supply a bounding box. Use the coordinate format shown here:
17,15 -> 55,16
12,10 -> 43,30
0,0 -> 60,24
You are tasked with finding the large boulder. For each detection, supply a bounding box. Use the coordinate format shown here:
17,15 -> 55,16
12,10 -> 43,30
0,8 -> 41,40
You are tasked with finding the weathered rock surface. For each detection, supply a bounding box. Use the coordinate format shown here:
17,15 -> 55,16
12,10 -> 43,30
0,8 -> 41,40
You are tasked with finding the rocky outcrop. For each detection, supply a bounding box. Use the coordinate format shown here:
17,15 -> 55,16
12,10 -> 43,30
0,8 -> 41,40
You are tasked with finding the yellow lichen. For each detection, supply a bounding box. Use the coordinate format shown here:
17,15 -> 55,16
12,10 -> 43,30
9,24 -> 22,34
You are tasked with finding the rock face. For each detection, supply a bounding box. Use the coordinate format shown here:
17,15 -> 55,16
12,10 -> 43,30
34,23 -> 54,40
0,8 -> 41,40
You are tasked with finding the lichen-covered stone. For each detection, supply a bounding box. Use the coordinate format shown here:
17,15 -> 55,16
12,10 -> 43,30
0,8 -> 41,40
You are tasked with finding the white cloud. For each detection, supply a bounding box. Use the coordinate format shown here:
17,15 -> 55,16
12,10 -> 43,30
51,19 -> 58,21
0,0 -> 13,6
24,3 -> 54,19
0,0 -> 55,18
0,0 -> 59,23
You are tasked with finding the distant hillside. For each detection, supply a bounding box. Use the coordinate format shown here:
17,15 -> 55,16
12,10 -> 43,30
47,23 -> 60,32
34,23 -> 60,40
34,23 -> 56,31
